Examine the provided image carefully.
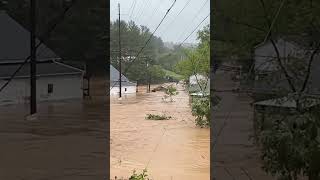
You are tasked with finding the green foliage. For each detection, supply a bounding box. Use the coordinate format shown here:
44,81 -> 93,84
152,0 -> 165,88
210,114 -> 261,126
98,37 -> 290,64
258,108 -> 320,180
148,65 -> 166,83
174,26 -> 210,89
162,69 -> 183,82
129,169 -> 150,180
175,40 -> 210,80
156,51 -> 186,72
163,85 -> 179,102
191,97 -> 211,128
197,24 -> 210,46
145,114 -> 172,120
110,20 -> 167,83
166,85 -> 178,96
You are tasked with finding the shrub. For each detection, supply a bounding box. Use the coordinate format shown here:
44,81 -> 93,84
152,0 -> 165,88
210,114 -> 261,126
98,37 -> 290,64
145,114 -> 172,120
129,169 -> 150,180
191,97 -> 211,127
163,85 -> 179,102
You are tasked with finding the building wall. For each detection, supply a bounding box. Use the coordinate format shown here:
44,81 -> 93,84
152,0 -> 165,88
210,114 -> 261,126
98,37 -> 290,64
109,86 -> 136,96
189,74 -> 207,85
0,74 -> 82,105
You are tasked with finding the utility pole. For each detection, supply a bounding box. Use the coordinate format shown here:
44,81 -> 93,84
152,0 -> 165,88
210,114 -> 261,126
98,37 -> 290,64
118,3 -> 122,98
30,0 -> 37,114
146,58 -> 151,93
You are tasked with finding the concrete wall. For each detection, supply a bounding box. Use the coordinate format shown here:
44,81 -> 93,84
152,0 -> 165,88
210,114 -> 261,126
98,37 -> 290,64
0,74 -> 83,105
109,86 -> 136,96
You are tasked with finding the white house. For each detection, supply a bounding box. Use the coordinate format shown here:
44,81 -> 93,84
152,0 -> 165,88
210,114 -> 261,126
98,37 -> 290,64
0,12 -> 84,105
109,65 -> 137,95
189,74 -> 207,85
188,74 -> 210,93
253,37 -> 320,95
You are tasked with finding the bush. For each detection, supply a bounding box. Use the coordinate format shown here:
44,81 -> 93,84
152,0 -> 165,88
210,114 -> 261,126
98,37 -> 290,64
145,114 -> 172,120
163,85 -> 178,102
258,110 -> 320,180
129,169 -> 150,180
191,97 -> 211,127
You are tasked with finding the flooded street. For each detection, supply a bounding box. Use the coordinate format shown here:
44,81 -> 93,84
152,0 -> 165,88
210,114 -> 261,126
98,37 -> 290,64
110,83 -> 210,179
212,70 -> 274,180
0,97 -> 108,180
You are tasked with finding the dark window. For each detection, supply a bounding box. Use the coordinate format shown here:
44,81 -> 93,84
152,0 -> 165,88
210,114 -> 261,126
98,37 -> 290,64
48,84 -> 53,94
125,88 -> 127,92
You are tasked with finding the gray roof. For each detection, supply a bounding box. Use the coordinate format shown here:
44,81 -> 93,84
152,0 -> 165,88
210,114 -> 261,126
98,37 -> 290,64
0,12 -> 60,63
254,96 -> 320,108
110,65 -> 129,82
0,61 -> 83,79
110,65 -> 136,87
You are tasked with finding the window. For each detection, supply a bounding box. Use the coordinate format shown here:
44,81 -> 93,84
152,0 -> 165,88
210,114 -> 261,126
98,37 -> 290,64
125,88 -> 127,92
48,84 -> 53,94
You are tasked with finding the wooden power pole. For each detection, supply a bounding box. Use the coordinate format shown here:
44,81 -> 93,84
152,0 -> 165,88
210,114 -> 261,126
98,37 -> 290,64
30,0 -> 37,114
118,3 -> 122,98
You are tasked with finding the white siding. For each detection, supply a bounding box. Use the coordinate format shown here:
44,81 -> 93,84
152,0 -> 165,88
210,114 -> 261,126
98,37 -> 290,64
189,74 -> 207,85
0,74 -> 82,105
110,86 -> 136,96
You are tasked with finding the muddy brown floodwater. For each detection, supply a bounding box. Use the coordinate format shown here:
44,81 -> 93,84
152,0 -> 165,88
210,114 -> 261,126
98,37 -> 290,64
110,83 -> 210,180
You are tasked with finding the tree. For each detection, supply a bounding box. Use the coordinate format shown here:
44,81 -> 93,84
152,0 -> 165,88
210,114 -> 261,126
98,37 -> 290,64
110,20 -> 167,83
214,0 -> 320,179
174,25 -> 214,127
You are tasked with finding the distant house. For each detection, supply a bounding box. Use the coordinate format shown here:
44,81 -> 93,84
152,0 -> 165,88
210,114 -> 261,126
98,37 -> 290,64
253,37 -> 320,98
188,74 -> 210,93
109,65 -> 137,95
189,74 -> 207,85
0,12 -> 84,105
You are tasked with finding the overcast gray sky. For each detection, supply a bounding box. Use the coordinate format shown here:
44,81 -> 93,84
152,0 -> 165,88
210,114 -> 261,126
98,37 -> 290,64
110,0 -> 210,44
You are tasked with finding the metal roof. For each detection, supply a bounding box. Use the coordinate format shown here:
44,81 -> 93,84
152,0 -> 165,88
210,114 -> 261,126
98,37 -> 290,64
254,96 -> 320,108
0,61 -> 83,79
110,65 -> 136,86
110,65 -> 129,82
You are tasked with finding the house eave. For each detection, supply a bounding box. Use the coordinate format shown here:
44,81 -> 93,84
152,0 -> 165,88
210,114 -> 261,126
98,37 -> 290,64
0,72 -> 83,80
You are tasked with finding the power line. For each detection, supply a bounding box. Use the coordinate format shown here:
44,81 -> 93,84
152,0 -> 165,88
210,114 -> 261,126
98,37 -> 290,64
262,0 -> 286,43
129,0 -> 137,21
176,0 -> 209,42
135,0 -> 152,25
178,12 -> 209,46
158,0 -> 192,37
0,0 -> 78,93
132,0 -> 145,24
124,0 -> 177,74
145,0 -> 163,28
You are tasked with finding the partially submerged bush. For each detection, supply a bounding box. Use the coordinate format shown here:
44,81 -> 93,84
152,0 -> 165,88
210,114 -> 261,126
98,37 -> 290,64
145,113 -> 172,120
129,169 -> 150,180
191,97 -> 211,128
162,85 -> 179,102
